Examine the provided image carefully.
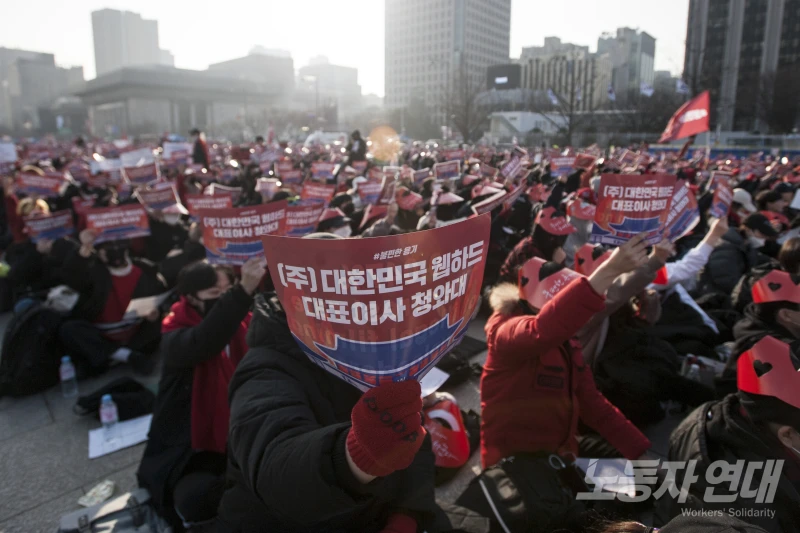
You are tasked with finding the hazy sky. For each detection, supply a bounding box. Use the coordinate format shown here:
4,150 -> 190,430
2,0 -> 689,96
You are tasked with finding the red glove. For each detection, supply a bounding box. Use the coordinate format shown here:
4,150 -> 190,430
380,513 -> 417,533
347,380 -> 426,477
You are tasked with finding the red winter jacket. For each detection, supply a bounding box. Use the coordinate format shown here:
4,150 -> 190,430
480,277 -> 651,468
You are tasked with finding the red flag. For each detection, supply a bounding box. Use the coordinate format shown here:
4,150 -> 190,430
659,91 -> 711,143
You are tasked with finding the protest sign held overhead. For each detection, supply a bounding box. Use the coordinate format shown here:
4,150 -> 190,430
664,180 -> 701,242
185,194 -> 232,220
85,204 -> 150,244
161,142 -> 192,164
199,201 -> 288,265
301,182 -> 336,205
285,200 -> 327,237
311,162 -> 336,181
16,171 -> 66,197
23,210 -> 74,243
413,169 -> 431,186
709,174 -> 734,219
591,174 -> 676,246
377,174 -> 397,206
123,163 -> 159,186
0,141 -> 17,173
433,160 -> 461,180
358,179 -> 383,205
260,215 -> 490,391
205,183 -> 242,205
136,184 -> 187,214
550,156 -> 577,177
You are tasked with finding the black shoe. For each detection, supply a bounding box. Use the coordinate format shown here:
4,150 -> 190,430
128,351 -> 156,375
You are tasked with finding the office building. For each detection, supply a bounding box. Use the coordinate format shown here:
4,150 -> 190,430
297,57 -> 362,120
521,37 -> 589,60
384,0 -> 511,125
207,51 -> 295,104
75,65 -> 284,138
92,9 -> 172,76
0,49 -> 84,131
516,47 -> 613,113
684,0 -> 800,131
597,28 -> 656,106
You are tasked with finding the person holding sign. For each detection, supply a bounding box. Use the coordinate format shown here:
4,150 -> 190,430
497,206 -> 576,283
138,257 -> 265,530
698,213 -> 777,296
57,230 -> 167,376
481,234 -> 653,470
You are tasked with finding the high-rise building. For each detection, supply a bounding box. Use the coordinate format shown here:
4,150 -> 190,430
297,57 -> 362,120
684,0 -> 800,132
517,47 -> 613,113
92,9 -> 171,76
0,48 -> 84,130
384,0 -> 511,125
521,37 -> 589,60
597,28 -> 656,106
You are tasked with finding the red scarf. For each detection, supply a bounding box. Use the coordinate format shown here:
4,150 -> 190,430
162,297 -> 251,453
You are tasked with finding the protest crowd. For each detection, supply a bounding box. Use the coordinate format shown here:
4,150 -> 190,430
2,92 -> 800,533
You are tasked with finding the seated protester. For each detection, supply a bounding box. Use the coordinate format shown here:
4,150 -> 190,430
658,337 -> 800,532
497,206 -> 575,284
563,188 -> 596,268
481,234 -> 653,468
58,230 -> 166,376
145,209 -> 190,263
730,188 -> 758,228
216,238 -> 439,532
577,238 -> 672,367
4,198 -> 54,295
316,207 -> 352,238
158,222 -> 207,289
731,236 -> 800,314
717,269 -> 800,396
362,203 -> 399,238
697,212 -> 777,298
138,258 -> 264,530
416,191 -> 465,230
394,186 -> 425,231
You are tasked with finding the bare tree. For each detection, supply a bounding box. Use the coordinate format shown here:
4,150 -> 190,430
439,58 -> 487,143
523,51 -> 605,146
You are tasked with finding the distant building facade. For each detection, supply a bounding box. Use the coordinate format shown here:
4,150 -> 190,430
296,57 -> 362,120
207,52 -> 295,105
597,28 -> 656,106
92,9 -> 172,76
684,0 -> 800,132
384,0 -> 511,125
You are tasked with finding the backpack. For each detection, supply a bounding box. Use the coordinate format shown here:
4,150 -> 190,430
456,454 -> 589,533
57,488 -> 172,533
0,301 -> 65,397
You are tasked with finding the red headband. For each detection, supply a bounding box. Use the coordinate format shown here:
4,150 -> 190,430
752,270 -> 800,305
574,244 -> 611,276
738,336 -> 800,410
518,257 -> 582,310
536,207 -> 577,235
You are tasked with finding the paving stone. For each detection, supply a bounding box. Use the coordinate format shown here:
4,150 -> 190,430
0,419 -> 143,522
0,393 -> 52,443
0,489 -> 84,533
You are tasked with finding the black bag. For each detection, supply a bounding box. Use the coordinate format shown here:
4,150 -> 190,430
456,454 -> 589,533
57,488 -> 172,533
0,301 -> 64,397
74,377 -> 155,421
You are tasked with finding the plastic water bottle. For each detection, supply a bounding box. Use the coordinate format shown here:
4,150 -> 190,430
687,364 -> 701,382
59,356 -> 78,398
99,394 -> 119,442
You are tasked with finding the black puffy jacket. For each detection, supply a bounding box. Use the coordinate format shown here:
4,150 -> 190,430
698,228 -> 771,297
216,293 -> 438,533
657,394 -> 800,532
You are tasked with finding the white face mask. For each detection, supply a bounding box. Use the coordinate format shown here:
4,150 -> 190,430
748,235 -> 766,249
163,214 -> 181,226
108,261 -> 133,277
333,225 -> 352,238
